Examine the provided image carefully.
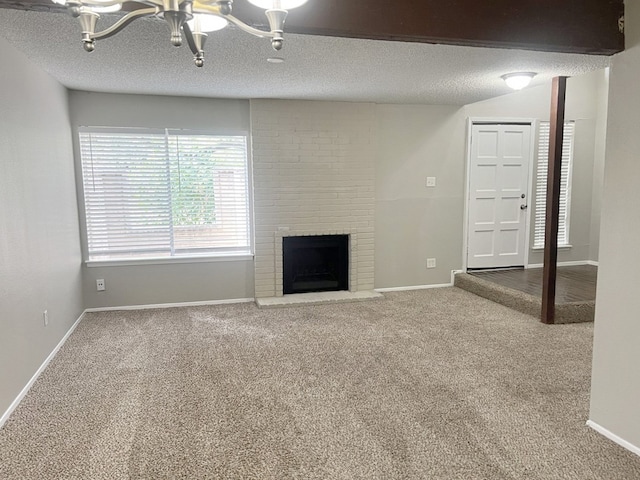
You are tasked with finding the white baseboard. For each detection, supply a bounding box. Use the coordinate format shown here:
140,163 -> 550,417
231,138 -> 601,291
451,270 -> 464,284
527,260 -> 595,269
375,283 -> 453,293
0,311 -> 86,430
586,260 -> 599,267
587,420 -> 640,458
84,297 -> 255,313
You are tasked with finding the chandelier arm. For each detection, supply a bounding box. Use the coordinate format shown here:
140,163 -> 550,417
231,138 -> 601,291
183,21 -> 198,54
223,14 -> 275,39
90,7 -> 158,40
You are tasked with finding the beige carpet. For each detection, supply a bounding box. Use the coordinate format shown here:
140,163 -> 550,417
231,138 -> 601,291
1,288 -> 639,479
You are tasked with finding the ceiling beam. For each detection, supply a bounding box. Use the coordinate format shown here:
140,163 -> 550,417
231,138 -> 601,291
0,0 -> 625,55
232,0 -> 625,56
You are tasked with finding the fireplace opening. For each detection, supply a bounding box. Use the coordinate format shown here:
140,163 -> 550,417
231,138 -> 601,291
283,235 -> 349,295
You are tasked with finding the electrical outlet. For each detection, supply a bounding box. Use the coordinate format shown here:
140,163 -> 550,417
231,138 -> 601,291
43,310 -> 48,326
427,258 -> 437,269
96,279 -> 106,291
426,177 -> 437,187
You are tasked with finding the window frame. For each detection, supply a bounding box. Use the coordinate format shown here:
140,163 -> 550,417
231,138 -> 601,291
76,126 -> 254,266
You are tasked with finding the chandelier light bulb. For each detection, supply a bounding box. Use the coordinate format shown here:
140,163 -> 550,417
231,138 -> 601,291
187,14 -> 228,33
88,2 -> 122,13
502,72 -> 537,90
247,0 -> 309,9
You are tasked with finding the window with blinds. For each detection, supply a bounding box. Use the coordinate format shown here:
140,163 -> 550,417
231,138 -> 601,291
79,128 -> 251,261
534,122 -> 575,249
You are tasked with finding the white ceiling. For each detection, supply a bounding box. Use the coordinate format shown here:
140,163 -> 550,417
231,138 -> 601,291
0,8 -> 611,105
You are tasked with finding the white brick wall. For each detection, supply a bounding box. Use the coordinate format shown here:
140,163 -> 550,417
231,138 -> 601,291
251,100 -> 375,298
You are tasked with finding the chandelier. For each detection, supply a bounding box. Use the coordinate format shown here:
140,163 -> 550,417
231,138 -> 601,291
50,0 -> 309,67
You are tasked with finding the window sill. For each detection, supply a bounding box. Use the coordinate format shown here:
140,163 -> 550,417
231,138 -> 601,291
532,245 -> 573,251
85,253 -> 254,268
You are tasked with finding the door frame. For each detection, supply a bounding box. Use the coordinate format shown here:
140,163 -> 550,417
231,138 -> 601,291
462,117 -> 537,272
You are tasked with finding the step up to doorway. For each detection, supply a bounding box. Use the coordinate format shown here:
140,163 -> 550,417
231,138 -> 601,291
454,272 -> 594,324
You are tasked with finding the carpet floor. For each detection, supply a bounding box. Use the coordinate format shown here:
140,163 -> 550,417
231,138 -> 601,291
1,288 -> 639,479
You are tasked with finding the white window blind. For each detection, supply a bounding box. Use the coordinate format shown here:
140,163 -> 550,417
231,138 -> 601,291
79,128 -> 251,261
534,121 -> 574,249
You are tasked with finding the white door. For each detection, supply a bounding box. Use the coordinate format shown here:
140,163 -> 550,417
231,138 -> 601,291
467,123 -> 531,269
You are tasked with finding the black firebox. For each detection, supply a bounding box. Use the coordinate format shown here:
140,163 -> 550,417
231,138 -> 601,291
283,235 -> 349,295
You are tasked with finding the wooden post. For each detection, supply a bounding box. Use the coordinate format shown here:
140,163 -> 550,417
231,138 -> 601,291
541,76 -> 568,324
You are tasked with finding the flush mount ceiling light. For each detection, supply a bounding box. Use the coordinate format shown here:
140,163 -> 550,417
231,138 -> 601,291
50,0 -> 309,67
501,72 -> 537,90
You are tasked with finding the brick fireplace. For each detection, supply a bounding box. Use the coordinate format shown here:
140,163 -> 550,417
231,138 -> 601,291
251,100 -> 375,299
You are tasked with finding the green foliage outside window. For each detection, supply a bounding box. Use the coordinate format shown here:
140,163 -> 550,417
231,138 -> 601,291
169,139 -> 217,226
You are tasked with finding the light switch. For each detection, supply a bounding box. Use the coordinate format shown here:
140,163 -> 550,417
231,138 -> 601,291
426,177 -> 437,187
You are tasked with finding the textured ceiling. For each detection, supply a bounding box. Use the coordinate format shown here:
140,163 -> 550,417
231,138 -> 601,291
0,9 -> 611,105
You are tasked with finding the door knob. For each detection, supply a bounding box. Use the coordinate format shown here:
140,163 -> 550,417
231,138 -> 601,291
520,204 -> 528,210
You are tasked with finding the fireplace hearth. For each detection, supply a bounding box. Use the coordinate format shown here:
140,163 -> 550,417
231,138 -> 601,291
283,235 -> 349,295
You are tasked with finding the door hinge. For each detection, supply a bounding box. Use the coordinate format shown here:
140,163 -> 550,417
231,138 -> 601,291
619,15 -> 625,34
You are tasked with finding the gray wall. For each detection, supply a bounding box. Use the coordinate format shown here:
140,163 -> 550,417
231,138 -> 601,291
590,0 -> 640,450
68,92 -> 255,307
375,104 -> 467,288
69,76 -> 607,300
374,72 -> 607,289
589,70 -> 609,262
0,39 -> 83,417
